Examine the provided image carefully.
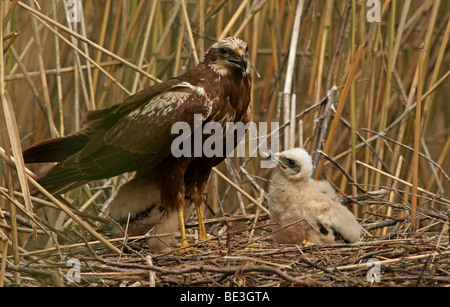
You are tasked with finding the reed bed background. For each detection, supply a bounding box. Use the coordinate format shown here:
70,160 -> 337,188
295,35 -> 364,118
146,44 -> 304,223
0,0 -> 449,287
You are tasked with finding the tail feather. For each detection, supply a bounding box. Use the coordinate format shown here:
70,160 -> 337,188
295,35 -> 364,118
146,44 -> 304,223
34,162 -> 90,194
38,176 -> 88,195
23,133 -> 88,163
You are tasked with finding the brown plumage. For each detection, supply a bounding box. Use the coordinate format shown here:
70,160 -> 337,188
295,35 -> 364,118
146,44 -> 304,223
268,148 -> 362,245
107,175 -> 195,252
23,37 -> 252,247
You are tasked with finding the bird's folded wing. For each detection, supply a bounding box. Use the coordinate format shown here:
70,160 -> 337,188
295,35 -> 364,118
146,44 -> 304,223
37,80 -> 213,192
318,203 -> 362,243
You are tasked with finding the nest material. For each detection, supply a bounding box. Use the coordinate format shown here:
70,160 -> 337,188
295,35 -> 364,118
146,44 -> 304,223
4,213 -> 449,287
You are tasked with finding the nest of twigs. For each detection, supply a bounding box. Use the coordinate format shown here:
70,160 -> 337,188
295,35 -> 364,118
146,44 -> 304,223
4,195 -> 449,287
1,0 -> 449,289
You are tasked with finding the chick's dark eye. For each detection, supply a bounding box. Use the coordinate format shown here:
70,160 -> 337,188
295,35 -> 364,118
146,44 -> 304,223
281,157 -> 296,167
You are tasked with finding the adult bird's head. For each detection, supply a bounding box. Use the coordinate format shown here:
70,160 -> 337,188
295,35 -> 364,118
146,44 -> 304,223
203,37 -> 250,76
268,148 -> 313,182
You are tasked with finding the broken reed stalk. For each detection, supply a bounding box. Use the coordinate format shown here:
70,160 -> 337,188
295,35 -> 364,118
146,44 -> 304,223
314,43 -> 364,179
91,0 -> 111,94
350,0 -> 357,215
382,0 -> 412,234
315,0 -> 333,104
29,1 -> 58,138
51,0 -> 64,136
1,92 -> 34,218
0,230 -> 8,287
180,0 -> 199,65
0,2 -> 21,285
77,3 -> 96,111
411,43 -> 425,231
422,16 -> 450,137
61,0 -> 91,118
131,0 -> 158,93
373,0 -> 396,204
282,0 -> 304,150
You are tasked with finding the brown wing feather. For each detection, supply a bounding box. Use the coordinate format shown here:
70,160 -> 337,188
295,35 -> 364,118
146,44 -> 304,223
24,37 -> 253,198
31,81 -> 211,193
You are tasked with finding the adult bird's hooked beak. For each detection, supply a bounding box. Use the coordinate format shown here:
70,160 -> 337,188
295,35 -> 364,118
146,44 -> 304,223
228,50 -> 248,72
239,53 -> 248,72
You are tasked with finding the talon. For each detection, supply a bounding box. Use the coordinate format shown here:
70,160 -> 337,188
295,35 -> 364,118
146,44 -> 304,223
302,240 -> 315,246
177,239 -> 191,249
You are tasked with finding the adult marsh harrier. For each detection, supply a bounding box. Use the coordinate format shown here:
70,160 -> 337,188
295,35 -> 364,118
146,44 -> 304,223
23,37 -> 253,248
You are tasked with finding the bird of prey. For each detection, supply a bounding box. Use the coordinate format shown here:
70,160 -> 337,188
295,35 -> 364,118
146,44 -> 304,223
23,37 -> 252,248
268,148 -> 361,245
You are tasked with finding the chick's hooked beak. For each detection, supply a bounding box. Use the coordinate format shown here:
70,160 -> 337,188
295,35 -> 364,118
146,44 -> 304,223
266,152 -> 288,169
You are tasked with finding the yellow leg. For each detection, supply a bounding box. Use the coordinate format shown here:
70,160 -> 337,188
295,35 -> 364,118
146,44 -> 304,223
195,204 -> 208,241
178,208 -> 189,247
